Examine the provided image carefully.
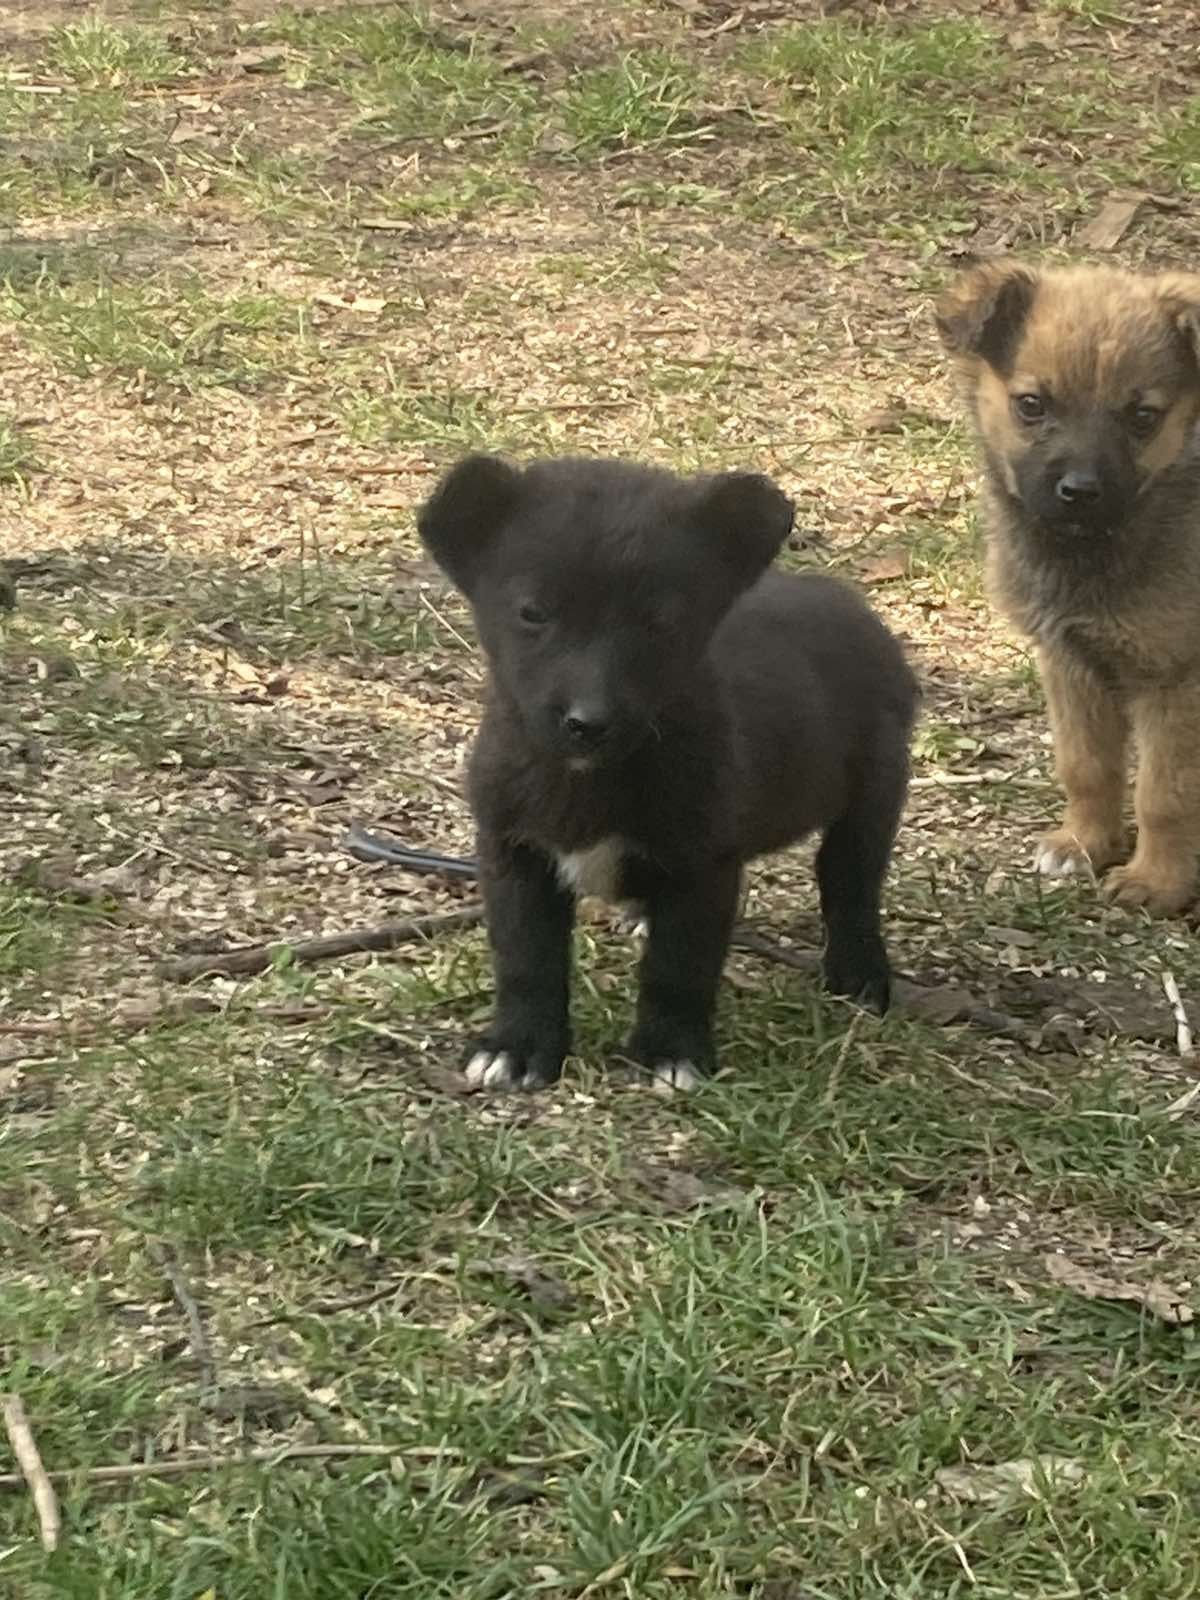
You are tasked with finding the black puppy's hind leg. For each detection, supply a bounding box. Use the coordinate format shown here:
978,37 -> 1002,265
817,728 -> 908,1014
626,858 -> 740,1092
467,838 -> 574,1091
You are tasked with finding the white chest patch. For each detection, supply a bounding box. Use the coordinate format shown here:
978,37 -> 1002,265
556,837 -> 625,904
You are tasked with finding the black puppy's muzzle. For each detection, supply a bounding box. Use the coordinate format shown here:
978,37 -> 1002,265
545,698 -> 646,766
560,704 -> 609,751
540,699 -> 615,765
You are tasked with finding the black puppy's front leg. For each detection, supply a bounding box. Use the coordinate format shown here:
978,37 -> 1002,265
626,858 -> 740,1092
467,836 -> 574,1091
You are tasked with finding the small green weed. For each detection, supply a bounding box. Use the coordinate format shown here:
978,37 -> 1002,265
2,275 -> 304,391
0,416 -> 37,483
46,18 -> 194,87
561,51 -> 703,154
263,7 -> 538,146
741,19 -> 1009,189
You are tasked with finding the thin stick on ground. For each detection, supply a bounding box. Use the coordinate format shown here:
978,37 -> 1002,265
246,1281 -> 409,1330
1165,1078 -> 1200,1119
147,1243 -> 217,1388
822,1013 -> 861,1109
1163,972 -> 1194,1059
729,929 -> 1035,1043
0,1003 -> 324,1040
161,905 -> 1056,1051
417,591 -> 483,674
159,904 -> 484,981
0,1442 -> 585,1489
909,770 -> 1046,790
1,1394 -> 61,1551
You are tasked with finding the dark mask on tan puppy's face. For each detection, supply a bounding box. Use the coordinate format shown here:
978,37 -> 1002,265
938,262 -> 1200,540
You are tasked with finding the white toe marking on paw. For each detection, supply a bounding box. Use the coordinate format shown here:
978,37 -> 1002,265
482,1054 -> 517,1088
1035,847 -> 1078,879
652,1060 -> 700,1094
615,905 -> 650,939
465,1050 -> 516,1088
465,1051 -> 493,1086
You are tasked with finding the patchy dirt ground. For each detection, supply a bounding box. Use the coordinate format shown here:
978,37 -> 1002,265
4,3 -> 1200,1596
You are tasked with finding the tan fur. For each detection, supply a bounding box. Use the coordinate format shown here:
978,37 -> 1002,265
1110,689 -> 1200,913
1036,643 -> 1127,876
939,261 -> 1200,915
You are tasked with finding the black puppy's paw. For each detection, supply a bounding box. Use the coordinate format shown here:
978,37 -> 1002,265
464,1037 -> 564,1092
626,1022 -> 714,1094
823,938 -> 891,1015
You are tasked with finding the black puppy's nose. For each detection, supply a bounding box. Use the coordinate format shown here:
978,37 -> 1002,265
1056,470 -> 1101,506
562,706 -> 608,747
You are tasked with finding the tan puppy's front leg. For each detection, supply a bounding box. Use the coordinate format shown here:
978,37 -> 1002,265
1105,687 -> 1200,916
1035,645 -> 1128,880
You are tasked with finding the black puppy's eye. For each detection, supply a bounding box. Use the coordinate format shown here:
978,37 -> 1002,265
518,601 -> 548,627
1127,403 -> 1163,438
1013,393 -> 1046,423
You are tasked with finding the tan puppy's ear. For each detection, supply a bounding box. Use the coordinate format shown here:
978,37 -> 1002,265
1154,272 -> 1200,365
935,259 -> 1039,370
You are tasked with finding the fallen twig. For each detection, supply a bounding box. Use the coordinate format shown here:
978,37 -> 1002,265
417,591 -> 483,672
729,930 -> 1036,1044
346,461 -> 435,477
246,1281 -> 408,1329
0,1002 -> 327,1042
938,1055 -> 1056,1107
164,900 -> 1039,1044
509,399 -> 636,415
148,1243 -> 217,1388
910,770 -> 1045,790
821,1013 -> 861,1109
1165,1080 -> 1200,1119
148,850 -> 1109,1058
0,1442 -> 584,1490
1162,972 -> 1194,1059
2,1394 -> 61,1550
160,905 -> 484,981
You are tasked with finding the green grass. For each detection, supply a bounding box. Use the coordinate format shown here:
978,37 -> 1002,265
560,51 -> 705,155
263,5 -> 539,146
0,415 -> 38,482
1153,97 -> 1200,190
5,959 -> 1200,1595
0,86 -> 166,218
742,18 -> 999,184
1,275 -> 307,391
733,14 -> 1129,213
46,18 -> 194,87
371,166 -> 537,221
6,1 -> 1200,1593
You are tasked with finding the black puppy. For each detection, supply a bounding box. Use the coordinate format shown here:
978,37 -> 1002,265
417,454 -> 917,1092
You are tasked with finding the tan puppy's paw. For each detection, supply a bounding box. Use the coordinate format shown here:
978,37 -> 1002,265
1103,861 -> 1195,917
1034,827 -> 1124,881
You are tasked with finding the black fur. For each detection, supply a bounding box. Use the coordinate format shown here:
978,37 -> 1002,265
418,454 -> 918,1091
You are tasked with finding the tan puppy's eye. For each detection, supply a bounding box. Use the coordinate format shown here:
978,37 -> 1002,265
1013,393 -> 1046,423
1127,403 -> 1163,438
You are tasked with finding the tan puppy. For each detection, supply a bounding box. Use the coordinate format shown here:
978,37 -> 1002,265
938,260 -> 1200,915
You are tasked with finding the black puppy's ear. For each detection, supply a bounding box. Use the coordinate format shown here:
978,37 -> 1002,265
416,454 -> 521,595
935,259 -> 1038,371
693,471 -> 793,592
